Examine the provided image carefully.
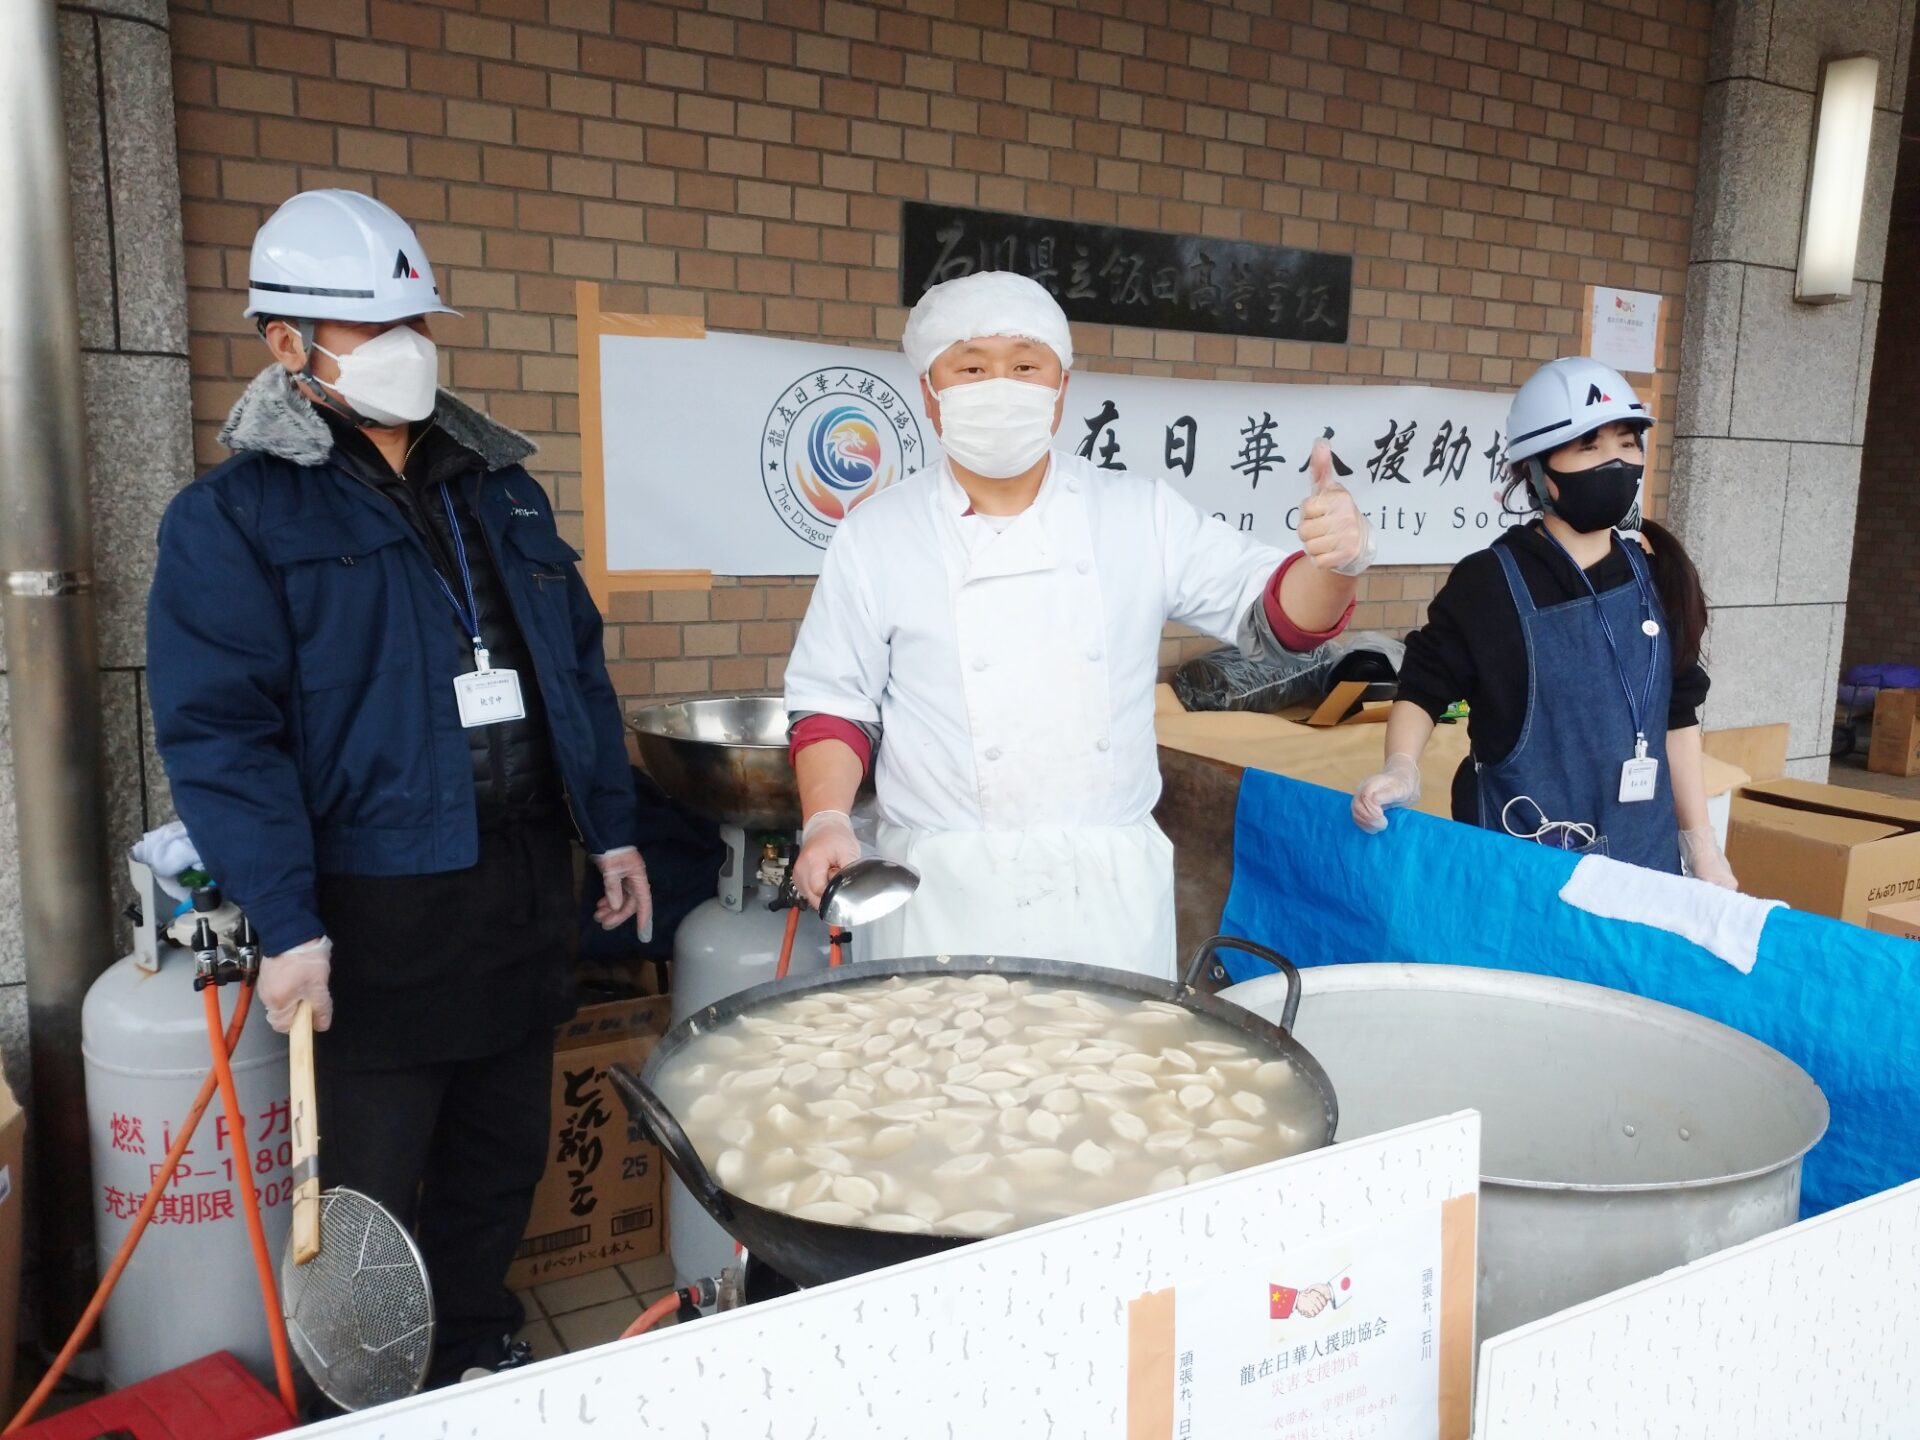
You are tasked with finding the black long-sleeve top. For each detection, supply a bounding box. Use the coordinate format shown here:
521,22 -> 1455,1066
1397,523 -> 1709,821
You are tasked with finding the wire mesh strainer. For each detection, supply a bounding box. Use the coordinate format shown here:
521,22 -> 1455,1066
282,1186 -> 435,1411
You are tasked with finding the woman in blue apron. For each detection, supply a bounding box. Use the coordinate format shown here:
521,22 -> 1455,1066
1349,358 -> 1737,886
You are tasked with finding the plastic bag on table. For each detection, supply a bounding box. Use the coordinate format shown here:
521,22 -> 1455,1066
1171,631 -> 1406,715
1172,643 -> 1336,713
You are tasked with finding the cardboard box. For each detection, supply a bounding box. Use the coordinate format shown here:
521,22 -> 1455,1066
508,995 -> 669,1290
0,1061 -> 21,1409
1275,680 -> 1393,728
1726,780 -> 1920,925
1868,899 -> 1920,941
1703,724 -> 1789,784
1869,689 -> 1920,778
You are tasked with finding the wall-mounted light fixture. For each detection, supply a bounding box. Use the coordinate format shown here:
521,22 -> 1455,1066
1795,53 -> 1879,303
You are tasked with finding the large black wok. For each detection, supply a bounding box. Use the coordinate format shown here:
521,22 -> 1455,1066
609,936 -> 1337,1288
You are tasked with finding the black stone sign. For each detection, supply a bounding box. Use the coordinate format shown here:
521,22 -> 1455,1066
900,201 -> 1352,345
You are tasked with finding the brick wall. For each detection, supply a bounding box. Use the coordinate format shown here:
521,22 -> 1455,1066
1844,219 -> 1920,672
169,0 -> 1711,710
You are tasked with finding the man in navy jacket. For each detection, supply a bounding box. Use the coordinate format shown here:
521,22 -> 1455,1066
147,190 -> 648,1388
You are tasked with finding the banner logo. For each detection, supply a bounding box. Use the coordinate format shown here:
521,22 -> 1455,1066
761,368 -> 923,548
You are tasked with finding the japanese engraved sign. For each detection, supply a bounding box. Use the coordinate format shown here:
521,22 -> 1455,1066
593,327 -> 1514,578
901,202 -> 1352,344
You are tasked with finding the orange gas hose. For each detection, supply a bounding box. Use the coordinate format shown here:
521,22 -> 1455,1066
5,982 -> 260,1433
203,983 -> 299,1419
618,1290 -> 686,1340
773,905 -> 801,980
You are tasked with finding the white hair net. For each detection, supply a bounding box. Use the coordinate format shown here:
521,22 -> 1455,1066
901,271 -> 1074,378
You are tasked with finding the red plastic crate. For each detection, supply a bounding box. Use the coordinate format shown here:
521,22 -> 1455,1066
16,1352 -> 292,1440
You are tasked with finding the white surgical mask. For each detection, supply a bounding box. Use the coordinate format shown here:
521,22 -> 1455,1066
311,324 -> 439,426
933,376 -> 1060,479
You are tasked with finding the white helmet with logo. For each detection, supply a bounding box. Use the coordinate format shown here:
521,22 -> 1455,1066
1504,357 -> 1652,466
244,189 -> 460,324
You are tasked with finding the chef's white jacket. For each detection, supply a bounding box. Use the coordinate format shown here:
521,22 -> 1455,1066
784,451 -> 1292,835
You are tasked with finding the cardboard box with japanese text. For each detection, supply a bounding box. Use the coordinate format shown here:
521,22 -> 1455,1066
1726,780 -> 1920,926
1869,690 -> 1920,778
508,995 -> 668,1290
1868,899 -> 1920,941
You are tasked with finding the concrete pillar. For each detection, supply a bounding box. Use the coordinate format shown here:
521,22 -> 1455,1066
0,0 -> 191,1321
1670,0 -> 1915,780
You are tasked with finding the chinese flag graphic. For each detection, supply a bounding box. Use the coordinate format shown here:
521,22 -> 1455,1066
1269,1284 -> 1298,1320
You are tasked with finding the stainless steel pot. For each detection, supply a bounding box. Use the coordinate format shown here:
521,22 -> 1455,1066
1221,962 -> 1828,1341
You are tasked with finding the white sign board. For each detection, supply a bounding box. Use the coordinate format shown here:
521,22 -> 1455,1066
1175,1205 -> 1449,1440
596,330 -> 1515,576
1586,286 -> 1662,374
296,1113 -> 1480,1440
1475,1177 -> 1920,1437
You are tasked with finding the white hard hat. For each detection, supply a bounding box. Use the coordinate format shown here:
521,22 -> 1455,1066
1504,357 -> 1652,466
245,189 -> 460,324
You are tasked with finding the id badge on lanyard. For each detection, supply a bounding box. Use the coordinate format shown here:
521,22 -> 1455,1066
1619,740 -> 1659,803
432,484 -> 527,729
454,657 -> 525,728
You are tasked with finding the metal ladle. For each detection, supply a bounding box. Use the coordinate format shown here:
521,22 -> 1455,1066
818,856 -> 920,929
817,857 -> 919,966
770,856 -> 919,975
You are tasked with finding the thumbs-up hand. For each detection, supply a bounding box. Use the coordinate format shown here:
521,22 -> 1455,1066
1296,437 -> 1374,575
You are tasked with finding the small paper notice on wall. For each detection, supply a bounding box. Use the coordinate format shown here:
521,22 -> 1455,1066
1588,287 -> 1662,374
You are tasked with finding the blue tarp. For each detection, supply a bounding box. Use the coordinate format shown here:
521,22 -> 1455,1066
1218,769 -> 1920,1216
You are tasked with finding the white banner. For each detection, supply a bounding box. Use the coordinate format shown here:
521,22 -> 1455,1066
598,330 -> 1516,575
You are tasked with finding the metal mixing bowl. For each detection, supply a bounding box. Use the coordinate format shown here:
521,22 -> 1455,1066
630,695 -> 802,830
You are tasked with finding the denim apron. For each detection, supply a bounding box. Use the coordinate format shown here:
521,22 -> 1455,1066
1474,536 -> 1682,873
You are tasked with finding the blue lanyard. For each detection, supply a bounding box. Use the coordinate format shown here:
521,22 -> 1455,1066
1545,530 -> 1659,757
429,483 -> 490,669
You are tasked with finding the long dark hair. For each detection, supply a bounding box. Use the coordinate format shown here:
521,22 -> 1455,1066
1638,517 -> 1707,676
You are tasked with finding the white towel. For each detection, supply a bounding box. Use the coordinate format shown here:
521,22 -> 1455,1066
130,820 -> 203,902
1558,854 -> 1784,975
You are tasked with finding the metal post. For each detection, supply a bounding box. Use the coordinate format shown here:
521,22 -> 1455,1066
0,0 -> 117,1336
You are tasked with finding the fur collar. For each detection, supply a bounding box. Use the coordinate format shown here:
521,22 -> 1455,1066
218,367 -> 537,472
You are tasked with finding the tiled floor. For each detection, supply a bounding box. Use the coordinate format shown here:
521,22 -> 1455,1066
513,1251 -> 683,1361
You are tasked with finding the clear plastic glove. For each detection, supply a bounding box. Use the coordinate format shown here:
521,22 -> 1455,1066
259,937 -> 333,1034
1352,754 -> 1423,834
1679,826 -> 1738,890
592,846 -> 654,938
793,809 -> 860,909
1298,437 -> 1375,577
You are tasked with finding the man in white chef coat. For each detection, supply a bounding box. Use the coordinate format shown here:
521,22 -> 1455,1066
783,272 -> 1373,978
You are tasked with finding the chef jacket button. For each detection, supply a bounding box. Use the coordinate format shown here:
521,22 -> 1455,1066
985,746 -> 1002,761
972,658 -> 988,671
1096,738 -> 1111,752
1076,560 -> 1090,575
1087,647 -> 1102,662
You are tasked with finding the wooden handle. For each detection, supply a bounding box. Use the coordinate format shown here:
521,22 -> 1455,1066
289,998 -> 321,1266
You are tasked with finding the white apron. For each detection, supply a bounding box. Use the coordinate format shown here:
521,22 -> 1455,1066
858,818 -> 1178,979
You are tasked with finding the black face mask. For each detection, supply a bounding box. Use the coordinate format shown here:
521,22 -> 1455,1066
1539,458 -> 1642,534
